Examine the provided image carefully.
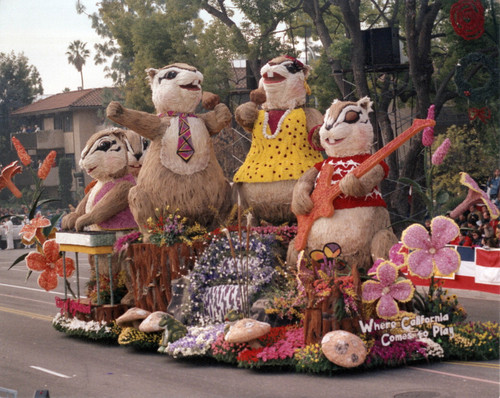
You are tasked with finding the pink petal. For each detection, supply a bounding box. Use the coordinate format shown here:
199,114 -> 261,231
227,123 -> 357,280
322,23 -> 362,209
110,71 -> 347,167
38,269 -> 58,291
402,224 -> 432,250
32,214 -> 51,228
377,261 -> 397,286
407,250 -> 434,279
368,259 -> 383,275
43,240 -> 61,263
376,295 -> 400,319
26,252 -> 48,272
362,280 -> 383,302
389,243 -> 406,266
434,247 -> 461,276
389,280 -> 414,302
430,216 -> 459,247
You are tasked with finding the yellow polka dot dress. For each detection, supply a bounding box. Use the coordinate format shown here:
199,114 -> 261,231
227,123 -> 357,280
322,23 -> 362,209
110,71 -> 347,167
233,108 -> 323,183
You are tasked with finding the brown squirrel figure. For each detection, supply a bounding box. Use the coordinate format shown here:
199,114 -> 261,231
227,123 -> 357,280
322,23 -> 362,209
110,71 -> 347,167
290,98 -> 397,271
61,128 -> 137,232
233,55 -> 324,225
106,63 -> 232,238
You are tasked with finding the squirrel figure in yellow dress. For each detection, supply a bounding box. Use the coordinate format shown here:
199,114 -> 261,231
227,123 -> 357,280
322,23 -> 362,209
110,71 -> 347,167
233,55 -> 324,225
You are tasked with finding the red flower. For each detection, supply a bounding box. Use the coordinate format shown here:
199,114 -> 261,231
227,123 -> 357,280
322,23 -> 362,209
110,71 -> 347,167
26,240 -> 75,291
11,136 -> 32,166
0,161 -> 23,198
38,151 -> 57,180
20,213 -> 51,243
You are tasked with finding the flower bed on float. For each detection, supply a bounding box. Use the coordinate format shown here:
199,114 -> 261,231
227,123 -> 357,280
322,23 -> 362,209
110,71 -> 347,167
49,216 -> 499,374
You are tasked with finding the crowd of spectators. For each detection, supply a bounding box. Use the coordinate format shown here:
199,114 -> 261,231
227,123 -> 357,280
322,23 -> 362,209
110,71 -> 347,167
450,204 -> 499,248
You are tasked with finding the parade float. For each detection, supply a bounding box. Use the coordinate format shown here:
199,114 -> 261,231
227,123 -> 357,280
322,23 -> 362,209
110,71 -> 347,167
5,57 -> 499,375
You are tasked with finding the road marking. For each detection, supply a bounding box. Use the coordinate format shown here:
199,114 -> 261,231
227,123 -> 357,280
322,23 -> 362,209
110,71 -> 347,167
0,292 -> 54,306
446,361 -> 500,369
408,366 -> 500,385
30,366 -> 73,379
0,282 -> 63,295
0,305 -> 53,321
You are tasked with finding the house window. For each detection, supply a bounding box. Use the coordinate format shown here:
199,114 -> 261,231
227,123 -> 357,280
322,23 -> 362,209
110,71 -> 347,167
54,112 -> 73,132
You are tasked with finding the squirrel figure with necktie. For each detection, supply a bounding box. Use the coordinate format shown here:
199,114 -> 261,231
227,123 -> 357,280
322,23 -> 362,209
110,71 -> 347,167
107,63 -> 232,239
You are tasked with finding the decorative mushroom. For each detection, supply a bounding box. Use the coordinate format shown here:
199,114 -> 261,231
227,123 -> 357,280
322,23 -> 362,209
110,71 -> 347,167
116,307 -> 151,329
0,161 -> 23,198
450,172 -> 499,220
321,330 -> 367,368
224,318 -> 271,349
139,311 -> 169,333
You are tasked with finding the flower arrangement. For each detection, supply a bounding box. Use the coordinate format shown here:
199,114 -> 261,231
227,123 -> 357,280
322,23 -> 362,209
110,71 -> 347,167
52,313 -> 121,342
210,331 -> 248,364
435,321 -> 499,361
186,231 -> 276,324
412,279 -> 467,324
118,327 -> 163,351
87,270 -> 129,305
146,206 -> 207,247
164,324 -> 225,358
236,325 -> 304,369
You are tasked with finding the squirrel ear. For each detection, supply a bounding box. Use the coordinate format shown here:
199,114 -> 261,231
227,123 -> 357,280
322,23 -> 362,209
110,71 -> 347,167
358,96 -> 373,113
146,68 -> 158,84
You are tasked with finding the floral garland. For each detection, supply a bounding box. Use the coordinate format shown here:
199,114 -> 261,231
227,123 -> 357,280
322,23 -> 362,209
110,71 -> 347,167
454,52 -> 499,103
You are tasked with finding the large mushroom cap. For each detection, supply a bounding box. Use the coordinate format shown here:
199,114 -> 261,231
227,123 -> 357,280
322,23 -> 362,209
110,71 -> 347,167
321,330 -> 367,368
139,311 -> 168,333
225,318 -> 271,344
116,307 -> 151,328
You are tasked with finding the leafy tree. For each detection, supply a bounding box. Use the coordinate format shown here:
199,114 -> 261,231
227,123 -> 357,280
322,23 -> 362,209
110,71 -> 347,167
66,40 -> 90,89
0,51 -> 43,163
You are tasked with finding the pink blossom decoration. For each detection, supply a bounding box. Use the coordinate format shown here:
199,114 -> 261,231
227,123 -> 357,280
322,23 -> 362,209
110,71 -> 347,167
422,104 -> 435,147
449,172 -> 499,220
368,243 -> 408,275
431,138 -> 451,165
362,261 -> 414,319
401,216 -> 460,279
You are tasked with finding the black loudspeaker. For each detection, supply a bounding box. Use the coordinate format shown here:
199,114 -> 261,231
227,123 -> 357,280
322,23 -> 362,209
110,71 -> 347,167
362,27 -> 401,66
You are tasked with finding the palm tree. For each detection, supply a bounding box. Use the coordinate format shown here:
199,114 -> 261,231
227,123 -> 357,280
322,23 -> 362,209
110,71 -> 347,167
66,40 -> 90,90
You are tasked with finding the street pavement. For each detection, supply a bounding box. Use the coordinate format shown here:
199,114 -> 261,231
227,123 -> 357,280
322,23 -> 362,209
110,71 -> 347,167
0,248 -> 499,398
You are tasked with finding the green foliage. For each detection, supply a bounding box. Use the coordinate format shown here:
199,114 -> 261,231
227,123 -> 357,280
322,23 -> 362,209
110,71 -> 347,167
309,53 -> 342,113
432,125 -> 498,197
0,52 -> 43,161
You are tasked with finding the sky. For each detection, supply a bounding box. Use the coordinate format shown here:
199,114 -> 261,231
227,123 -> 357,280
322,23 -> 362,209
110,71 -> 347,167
0,0 -> 112,95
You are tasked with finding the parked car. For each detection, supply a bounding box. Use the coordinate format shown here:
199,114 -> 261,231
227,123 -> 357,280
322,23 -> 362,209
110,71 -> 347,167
0,216 -> 24,249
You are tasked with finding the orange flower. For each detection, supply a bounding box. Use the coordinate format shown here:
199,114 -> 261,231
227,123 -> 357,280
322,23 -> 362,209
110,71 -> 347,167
11,136 -> 32,166
20,213 -> 51,243
38,150 -> 57,180
0,161 -> 23,198
26,239 -> 75,291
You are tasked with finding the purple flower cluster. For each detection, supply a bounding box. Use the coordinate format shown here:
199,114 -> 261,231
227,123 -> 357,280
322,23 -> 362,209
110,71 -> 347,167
165,324 -> 225,358
113,231 -> 141,253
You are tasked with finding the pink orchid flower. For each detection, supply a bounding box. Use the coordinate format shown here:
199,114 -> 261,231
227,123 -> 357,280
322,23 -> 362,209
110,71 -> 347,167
362,261 -> 414,319
368,243 -> 408,275
449,172 -> 499,220
401,216 -> 460,279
